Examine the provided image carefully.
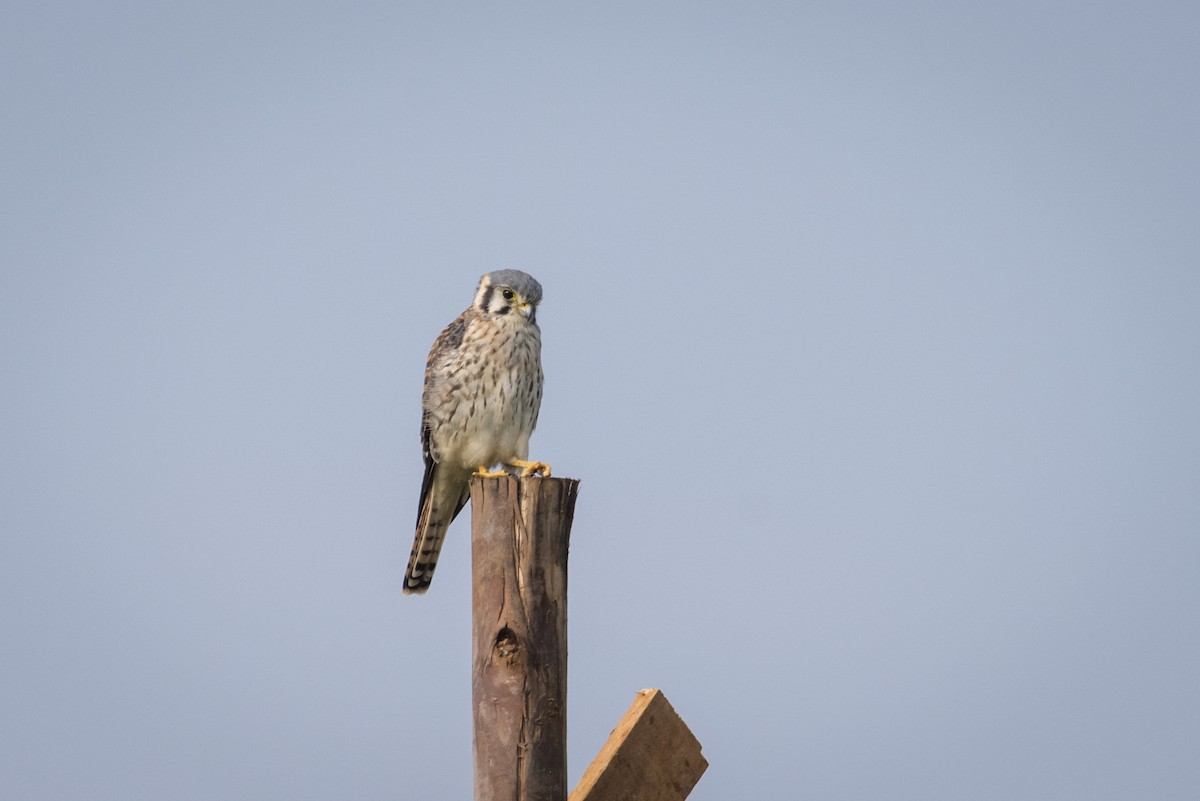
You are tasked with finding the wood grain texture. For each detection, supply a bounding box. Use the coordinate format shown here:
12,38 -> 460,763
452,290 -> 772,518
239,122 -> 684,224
570,689 -> 707,801
471,475 -> 580,801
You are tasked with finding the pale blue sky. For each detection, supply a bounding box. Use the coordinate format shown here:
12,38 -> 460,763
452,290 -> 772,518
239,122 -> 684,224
3,2 -> 1198,799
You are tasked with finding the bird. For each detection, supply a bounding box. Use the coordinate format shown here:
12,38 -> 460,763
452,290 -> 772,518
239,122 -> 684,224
403,269 -> 550,595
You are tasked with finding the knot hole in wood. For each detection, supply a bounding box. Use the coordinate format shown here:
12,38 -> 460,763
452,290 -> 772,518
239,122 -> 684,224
493,626 -> 520,662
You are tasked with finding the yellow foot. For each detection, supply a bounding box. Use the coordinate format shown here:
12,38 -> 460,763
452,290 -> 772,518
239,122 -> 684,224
473,466 -> 509,478
508,459 -> 552,478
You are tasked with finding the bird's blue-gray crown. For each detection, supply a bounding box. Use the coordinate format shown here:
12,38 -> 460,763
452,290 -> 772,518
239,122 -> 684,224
481,270 -> 541,303
473,270 -> 542,319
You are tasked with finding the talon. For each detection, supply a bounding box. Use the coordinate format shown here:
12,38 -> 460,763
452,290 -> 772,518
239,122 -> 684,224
473,466 -> 509,478
509,459 -> 551,477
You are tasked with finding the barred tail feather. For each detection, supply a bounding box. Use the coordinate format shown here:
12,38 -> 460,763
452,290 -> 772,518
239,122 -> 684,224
404,462 -> 470,595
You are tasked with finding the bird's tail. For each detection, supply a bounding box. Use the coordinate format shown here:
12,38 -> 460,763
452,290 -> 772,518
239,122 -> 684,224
404,464 -> 470,595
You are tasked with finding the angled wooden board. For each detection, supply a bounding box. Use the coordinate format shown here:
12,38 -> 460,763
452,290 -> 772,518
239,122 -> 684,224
570,689 -> 707,801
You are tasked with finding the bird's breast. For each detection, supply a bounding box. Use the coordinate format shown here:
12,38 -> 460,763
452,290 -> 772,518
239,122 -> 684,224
425,318 -> 542,470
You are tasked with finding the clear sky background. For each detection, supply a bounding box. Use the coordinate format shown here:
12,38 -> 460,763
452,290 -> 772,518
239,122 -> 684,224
3,2 -> 1198,799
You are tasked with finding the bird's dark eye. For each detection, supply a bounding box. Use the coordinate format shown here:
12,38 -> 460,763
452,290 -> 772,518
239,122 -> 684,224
502,289 -> 515,301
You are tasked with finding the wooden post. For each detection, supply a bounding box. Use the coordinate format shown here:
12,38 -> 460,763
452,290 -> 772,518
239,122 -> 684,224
471,475 -> 580,801
570,689 -> 708,801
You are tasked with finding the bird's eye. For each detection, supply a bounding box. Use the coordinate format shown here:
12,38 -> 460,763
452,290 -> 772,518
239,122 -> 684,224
502,289 -> 515,301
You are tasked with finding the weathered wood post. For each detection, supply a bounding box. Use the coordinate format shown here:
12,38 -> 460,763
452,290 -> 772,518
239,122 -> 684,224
471,475 -> 580,801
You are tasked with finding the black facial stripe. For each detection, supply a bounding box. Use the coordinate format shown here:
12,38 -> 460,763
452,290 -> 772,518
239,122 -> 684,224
478,285 -> 494,311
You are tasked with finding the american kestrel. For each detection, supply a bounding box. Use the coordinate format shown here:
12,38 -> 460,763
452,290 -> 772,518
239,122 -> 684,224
403,270 -> 550,595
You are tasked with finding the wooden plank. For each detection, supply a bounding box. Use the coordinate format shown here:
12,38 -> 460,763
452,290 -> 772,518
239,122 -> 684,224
570,689 -> 708,801
471,475 -> 581,801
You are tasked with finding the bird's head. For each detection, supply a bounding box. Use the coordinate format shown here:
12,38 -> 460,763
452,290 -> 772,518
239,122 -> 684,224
473,270 -> 543,323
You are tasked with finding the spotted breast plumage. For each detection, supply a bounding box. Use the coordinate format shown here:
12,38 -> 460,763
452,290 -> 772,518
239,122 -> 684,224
404,270 -> 550,595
